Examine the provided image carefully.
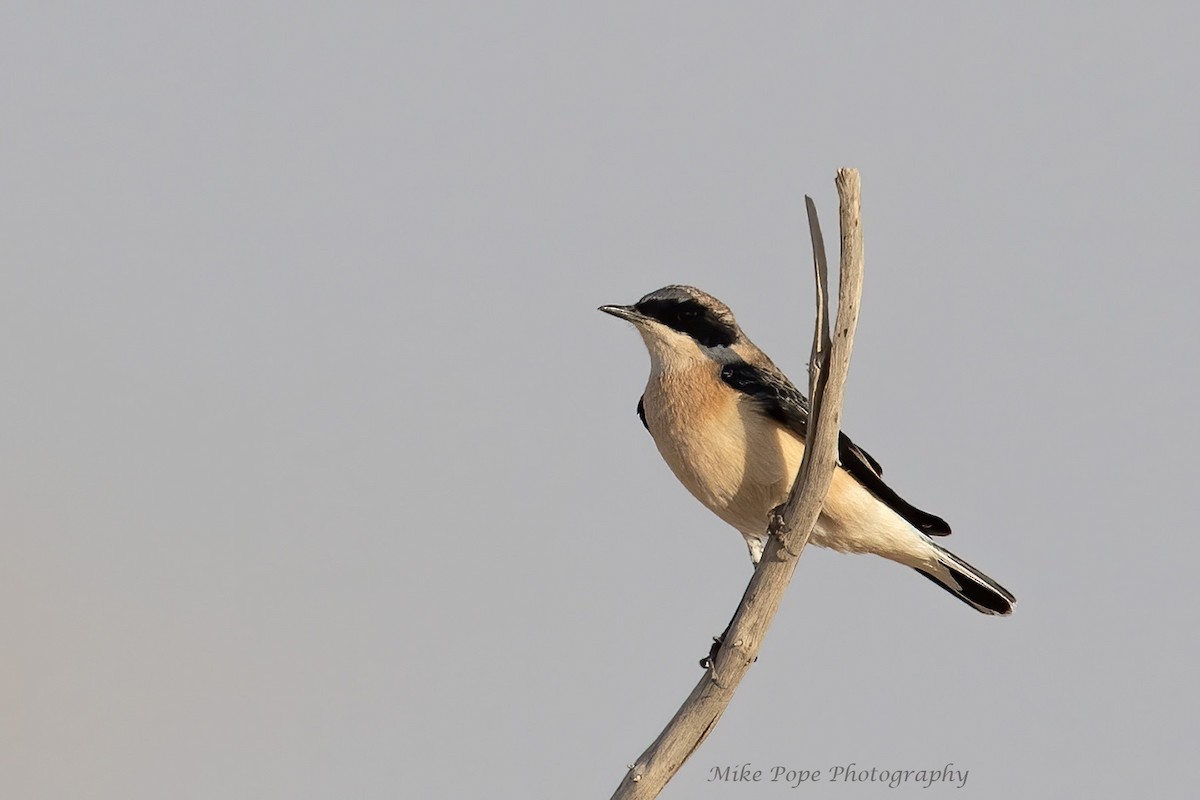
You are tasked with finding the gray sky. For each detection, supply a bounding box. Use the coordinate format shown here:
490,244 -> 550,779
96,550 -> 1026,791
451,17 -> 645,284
4,3 -> 1198,798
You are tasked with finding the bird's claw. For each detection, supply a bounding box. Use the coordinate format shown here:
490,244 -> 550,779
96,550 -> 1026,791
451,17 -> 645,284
768,503 -> 789,538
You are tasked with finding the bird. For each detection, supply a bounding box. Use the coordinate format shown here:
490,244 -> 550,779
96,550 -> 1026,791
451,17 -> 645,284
599,285 -> 1014,616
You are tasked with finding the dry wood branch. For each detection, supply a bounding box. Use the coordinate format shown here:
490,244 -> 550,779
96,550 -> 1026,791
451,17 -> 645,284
609,169 -> 864,800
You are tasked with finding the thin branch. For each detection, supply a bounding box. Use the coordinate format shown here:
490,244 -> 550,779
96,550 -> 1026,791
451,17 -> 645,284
804,194 -> 832,396
609,169 -> 865,800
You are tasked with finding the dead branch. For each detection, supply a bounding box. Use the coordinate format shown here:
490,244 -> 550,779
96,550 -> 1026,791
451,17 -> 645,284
609,169 -> 864,800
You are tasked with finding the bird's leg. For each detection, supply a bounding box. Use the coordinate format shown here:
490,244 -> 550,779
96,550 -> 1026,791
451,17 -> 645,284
768,502 -> 788,534
768,502 -> 801,558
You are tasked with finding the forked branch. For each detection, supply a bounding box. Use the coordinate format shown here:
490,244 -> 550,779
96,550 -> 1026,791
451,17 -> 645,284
609,169 -> 864,800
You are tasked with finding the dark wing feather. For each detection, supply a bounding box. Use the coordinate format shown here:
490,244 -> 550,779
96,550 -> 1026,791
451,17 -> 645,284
718,361 -> 951,536
636,396 -> 649,432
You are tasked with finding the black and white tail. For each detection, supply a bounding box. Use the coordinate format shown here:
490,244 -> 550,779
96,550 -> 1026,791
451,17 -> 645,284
915,543 -> 1015,616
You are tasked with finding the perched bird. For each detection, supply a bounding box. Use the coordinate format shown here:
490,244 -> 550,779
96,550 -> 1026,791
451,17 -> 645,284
599,285 -> 1014,615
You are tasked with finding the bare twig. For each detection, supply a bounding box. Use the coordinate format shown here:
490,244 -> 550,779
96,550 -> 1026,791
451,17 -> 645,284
609,169 -> 864,800
804,194 -> 832,391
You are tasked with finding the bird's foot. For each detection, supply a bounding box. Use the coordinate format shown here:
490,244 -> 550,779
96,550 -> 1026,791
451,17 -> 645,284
768,503 -> 789,538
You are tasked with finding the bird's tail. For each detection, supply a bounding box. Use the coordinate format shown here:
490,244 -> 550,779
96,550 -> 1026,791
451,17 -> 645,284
914,543 -> 1015,616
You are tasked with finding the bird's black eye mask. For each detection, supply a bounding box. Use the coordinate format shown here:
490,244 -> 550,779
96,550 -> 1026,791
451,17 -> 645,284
634,298 -> 738,348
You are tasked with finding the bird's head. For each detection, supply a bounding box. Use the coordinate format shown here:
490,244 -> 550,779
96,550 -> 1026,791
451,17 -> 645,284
599,285 -> 745,372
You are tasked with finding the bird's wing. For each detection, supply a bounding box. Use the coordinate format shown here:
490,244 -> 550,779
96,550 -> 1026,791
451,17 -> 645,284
636,396 -> 649,432
718,360 -> 951,536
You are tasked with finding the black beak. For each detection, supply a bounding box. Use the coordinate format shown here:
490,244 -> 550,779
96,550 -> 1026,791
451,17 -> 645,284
598,304 -> 644,323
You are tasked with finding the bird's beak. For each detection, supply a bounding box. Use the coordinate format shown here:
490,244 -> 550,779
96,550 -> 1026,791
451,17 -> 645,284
598,304 -> 645,324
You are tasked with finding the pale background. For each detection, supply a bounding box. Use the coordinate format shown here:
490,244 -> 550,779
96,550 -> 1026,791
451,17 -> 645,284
4,3 -> 1198,798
